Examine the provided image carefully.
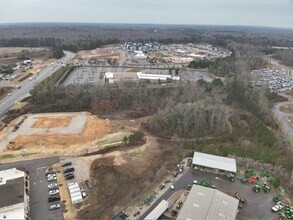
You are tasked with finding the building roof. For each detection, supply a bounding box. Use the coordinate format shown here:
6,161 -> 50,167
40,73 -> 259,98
144,199 -> 169,220
0,168 -> 25,209
192,152 -> 237,173
177,185 -> 239,220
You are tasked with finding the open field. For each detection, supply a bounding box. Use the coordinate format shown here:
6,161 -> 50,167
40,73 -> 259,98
0,47 -> 51,66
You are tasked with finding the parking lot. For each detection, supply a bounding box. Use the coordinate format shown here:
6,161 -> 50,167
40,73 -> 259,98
139,166 -> 277,220
63,66 -> 213,86
251,67 -> 293,93
0,157 -> 63,220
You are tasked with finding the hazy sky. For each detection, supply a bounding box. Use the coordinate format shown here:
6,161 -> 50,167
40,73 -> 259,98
0,0 -> 293,28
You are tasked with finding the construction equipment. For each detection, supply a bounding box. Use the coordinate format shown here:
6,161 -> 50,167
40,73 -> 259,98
284,205 -> 293,219
227,173 -> 235,182
235,192 -> 247,204
260,171 -> 270,178
247,176 -> 258,184
176,201 -> 183,210
261,182 -> 271,192
245,169 -> 256,178
279,187 -> 285,196
253,184 -> 262,192
198,179 -> 211,188
273,195 -> 281,203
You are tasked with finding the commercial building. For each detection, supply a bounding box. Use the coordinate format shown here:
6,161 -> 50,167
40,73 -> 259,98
192,152 -> 237,173
104,72 -> 180,84
177,185 -> 239,220
144,200 -> 169,220
0,168 -> 30,220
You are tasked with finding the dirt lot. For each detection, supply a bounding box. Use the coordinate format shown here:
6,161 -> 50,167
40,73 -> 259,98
1,112 -> 109,155
0,87 -> 13,99
32,116 -> 73,128
74,47 -> 120,60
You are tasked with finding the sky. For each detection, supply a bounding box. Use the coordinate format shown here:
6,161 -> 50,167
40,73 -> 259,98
0,0 -> 293,29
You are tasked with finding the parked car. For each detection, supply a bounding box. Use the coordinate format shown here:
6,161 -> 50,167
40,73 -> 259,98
49,203 -> 61,211
85,180 -> 93,189
170,185 -> 175,190
46,172 -> 56,177
63,167 -> 75,173
65,174 -> 74,180
48,182 -> 58,189
272,201 -> 285,212
61,161 -> 72,167
48,194 -> 60,202
49,189 -> 59,196
186,184 -> 192,190
47,176 -> 57,182
64,172 -> 74,177
159,184 -> 165,190
193,180 -> 198,184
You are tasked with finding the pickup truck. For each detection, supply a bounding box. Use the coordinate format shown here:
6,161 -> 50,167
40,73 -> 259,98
272,201 -> 285,212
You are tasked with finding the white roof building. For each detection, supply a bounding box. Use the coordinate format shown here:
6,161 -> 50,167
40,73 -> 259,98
68,182 -> 83,205
144,200 -> 169,220
177,185 -> 239,220
0,168 -> 29,220
192,152 -> 237,173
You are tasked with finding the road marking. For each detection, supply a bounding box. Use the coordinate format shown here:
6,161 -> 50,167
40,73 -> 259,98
38,166 -> 48,170
34,182 -> 36,185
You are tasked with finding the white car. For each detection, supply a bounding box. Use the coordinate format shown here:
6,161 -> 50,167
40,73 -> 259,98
48,182 -> 58,189
272,201 -> 285,212
170,185 -> 175,190
47,176 -> 57,182
49,203 -> 60,211
49,189 -> 59,196
193,180 -> 198,184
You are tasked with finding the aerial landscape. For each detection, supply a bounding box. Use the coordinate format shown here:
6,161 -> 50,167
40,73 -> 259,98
0,1 -> 293,220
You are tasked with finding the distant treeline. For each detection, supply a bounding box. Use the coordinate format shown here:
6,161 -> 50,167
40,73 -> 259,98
0,28 -> 293,52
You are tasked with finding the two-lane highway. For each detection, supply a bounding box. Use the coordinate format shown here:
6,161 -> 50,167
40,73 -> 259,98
0,51 -> 75,117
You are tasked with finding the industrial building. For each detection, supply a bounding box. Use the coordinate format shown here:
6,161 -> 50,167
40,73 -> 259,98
177,185 -> 239,220
68,183 -> 83,205
144,199 -> 169,220
0,168 -> 30,220
192,152 -> 237,173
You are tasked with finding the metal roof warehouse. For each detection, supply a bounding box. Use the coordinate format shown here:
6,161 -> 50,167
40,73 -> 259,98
192,152 -> 237,173
177,185 -> 239,220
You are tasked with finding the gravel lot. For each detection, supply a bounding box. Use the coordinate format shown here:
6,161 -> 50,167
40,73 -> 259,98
60,157 -> 90,185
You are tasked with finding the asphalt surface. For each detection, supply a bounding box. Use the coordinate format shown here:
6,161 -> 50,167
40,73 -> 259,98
139,169 -> 276,220
0,51 -> 75,117
0,157 -> 62,220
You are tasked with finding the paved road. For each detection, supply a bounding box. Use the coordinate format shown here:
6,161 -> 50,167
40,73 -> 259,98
273,101 -> 293,144
0,51 -> 75,117
0,157 -> 62,220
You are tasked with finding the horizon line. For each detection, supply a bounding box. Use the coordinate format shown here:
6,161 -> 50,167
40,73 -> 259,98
0,22 -> 292,31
